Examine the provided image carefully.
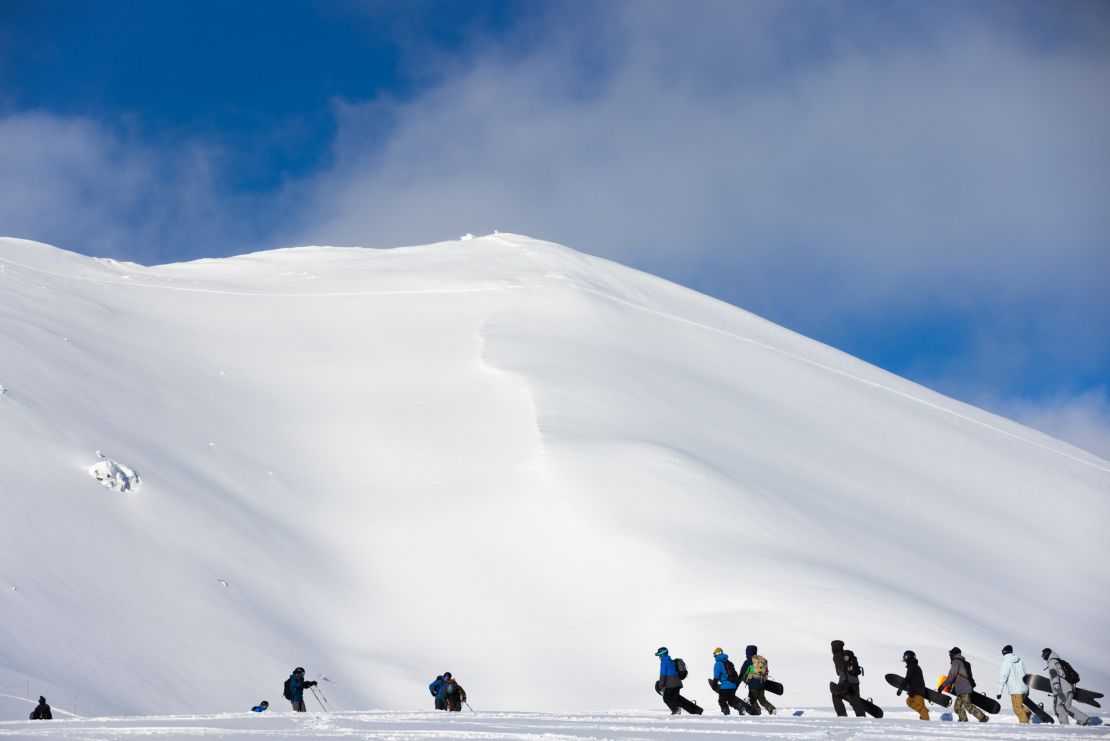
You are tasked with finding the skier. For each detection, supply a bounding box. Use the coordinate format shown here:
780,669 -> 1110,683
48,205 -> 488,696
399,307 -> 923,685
940,647 -> 987,722
429,674 -> 447,710
444,674 -> 467,711
896,650 -> 929,720
996,645 -> 1029,724
655,647 -> 703,715
830,640 -> 866,717
29,696 -> 52,720
286,667 -> 317,712
739,645 -> 776,715
250,700 -> 269,713
1042,648 -> 1092,725
710,647 -> 745,715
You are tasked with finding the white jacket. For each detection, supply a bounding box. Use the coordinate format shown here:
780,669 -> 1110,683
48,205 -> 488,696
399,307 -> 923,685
998,654 -> 1029,696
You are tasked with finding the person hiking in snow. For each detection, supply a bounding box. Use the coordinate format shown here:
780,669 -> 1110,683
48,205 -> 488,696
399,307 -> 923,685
738,644 -> 776,715
29,696 -> 52,720
996,645 -> 1029,723
940,647 -> 987,722
1043,648 -> 1092,725
896,650 -> 929,720
710,647 -> 746,715
830,640 -> 866,717
286,667 -> 317,712
429,674 -> 447,710
444,674 -> 467,711
250,700 -> 269,713
655,647 -> 702,715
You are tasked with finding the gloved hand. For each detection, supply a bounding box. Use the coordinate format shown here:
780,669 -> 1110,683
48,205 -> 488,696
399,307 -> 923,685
996,694 -> 1001,700
307,680 -> 317,688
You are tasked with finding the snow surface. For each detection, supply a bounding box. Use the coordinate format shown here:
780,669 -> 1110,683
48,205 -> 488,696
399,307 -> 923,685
1,706 -> 1108,740
1,233 -> 1107,722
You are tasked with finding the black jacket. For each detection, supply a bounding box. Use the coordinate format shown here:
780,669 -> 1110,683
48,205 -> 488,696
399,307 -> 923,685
901,659 -> 927,696
30,698 -> 52,720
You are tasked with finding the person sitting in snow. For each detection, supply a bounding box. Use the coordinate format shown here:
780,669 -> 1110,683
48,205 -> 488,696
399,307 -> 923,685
30,696 -> 52,720
251,700 -> 269,713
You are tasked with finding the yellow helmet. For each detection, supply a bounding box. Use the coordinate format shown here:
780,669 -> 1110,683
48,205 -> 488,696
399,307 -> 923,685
713,646 -> 724,655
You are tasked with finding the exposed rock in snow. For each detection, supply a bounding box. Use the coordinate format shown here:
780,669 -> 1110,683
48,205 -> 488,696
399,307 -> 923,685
88,457 -> 142,493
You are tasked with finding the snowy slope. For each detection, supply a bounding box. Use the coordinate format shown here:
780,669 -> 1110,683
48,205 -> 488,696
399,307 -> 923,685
0,233 -> 1106,717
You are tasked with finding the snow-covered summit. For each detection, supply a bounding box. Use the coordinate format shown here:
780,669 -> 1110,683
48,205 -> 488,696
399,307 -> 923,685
1,233 -> 1106,716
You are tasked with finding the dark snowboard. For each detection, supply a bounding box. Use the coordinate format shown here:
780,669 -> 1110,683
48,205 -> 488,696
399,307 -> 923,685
707,679 -> 755,714
830,681 -> 884,718
762,679 -> 784,696
1025,674 -> 1103,708
1023,696 -> 1054,724
655,683 -> 703,714
884,673 -> 952,707
968,691 -> 1001,715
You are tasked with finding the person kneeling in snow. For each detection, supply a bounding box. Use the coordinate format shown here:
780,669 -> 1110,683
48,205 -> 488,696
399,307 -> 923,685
30,696 -> 52,720
251,700 -> 269,713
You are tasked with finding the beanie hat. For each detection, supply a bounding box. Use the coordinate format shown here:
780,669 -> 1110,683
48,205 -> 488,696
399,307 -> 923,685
1042,648 -> 1052,661
746,645 -> 757,657
1002,645 -> 1013,655
949,646 -> 961,657
831,640 -> 845,652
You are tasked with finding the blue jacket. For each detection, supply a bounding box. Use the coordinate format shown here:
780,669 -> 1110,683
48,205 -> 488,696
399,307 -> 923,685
659,655 -> 677,677
713,654 -> 738,690
289,673 -> 315,702
251,704 -> 267,713
429,676 -> 445,697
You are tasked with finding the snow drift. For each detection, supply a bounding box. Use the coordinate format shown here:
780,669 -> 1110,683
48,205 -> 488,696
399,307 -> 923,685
0,233 -> 1106,716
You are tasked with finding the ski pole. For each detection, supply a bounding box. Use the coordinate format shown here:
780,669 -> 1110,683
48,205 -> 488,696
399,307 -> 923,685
310,686 -> 328,712
314,683 -> 331,710
465,701 -> 475,713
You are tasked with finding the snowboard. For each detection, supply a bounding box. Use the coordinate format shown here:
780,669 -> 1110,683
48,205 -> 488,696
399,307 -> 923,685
935,674 -> 1001,714
1024,674 -> 1103,708
654,682 -> 703,714
707,679 -> 755,714
763,679 -> 785,696
968,691 -> 1001,715
830,681 -> 884,718
884,673 -> 952,707
1022,695 -> 1054,724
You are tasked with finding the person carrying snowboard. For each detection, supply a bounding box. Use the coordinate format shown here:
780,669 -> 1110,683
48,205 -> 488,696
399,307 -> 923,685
429,674 -> 447,710
29,696 -> 52,720
739,645 -> 776,715
655,647 -> 703,715
285,667 -> 317,712
896,650 -> 929,720
444,674 -> 467,711
710,647 -> 746,715
1042,648 -> 1092,725
830,640 -> 866,717
250,700 -> 269,713
940,647 -> 987,722
996,645 -> 1029,723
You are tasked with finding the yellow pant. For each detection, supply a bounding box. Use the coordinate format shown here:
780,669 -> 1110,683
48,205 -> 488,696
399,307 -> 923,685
1011,694 -> 1030,723
906,694 -> 929,720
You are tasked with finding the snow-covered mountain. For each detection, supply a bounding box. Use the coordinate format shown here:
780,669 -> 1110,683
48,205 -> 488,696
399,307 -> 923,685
1,233 -> 1106,716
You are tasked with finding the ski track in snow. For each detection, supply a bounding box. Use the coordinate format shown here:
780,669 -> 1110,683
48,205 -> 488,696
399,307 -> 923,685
2,710 -> 1106,740
2,247 -> 1104,477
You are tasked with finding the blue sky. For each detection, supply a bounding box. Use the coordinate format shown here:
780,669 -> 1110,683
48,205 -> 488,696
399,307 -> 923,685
2,0 -> 1108,457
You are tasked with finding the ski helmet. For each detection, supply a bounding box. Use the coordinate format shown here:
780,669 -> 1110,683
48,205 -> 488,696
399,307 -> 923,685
1002,645 -> 1013,655
903,650 -> 916,662
444,672 -> 452,679
294,667 -> 305,674
713,647 -> 723,656
949,647 -> 961,657
655,647 -> 669,657
1042,648 -> 1052,661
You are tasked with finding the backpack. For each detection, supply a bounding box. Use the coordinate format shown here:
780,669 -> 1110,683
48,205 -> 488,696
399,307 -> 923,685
752,655 -> 769,678
283,678 -> 293,701
1059,659 -> 1081,684
673,657 -> 689,680
844,649 -> 863,677
963,659 -> 977,689
723,658 -> 739,684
